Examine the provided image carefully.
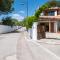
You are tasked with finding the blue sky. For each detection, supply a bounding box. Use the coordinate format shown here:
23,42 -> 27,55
14,0 -> 48,16
0,0 -> 48,21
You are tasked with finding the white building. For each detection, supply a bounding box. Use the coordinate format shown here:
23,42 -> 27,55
32,7 -> 60,40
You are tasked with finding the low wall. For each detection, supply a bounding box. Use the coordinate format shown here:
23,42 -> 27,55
0,25 -> 18,34
46,32 -> 60,39
28,29 -> 60,39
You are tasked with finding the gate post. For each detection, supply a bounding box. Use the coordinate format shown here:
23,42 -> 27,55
32,22 -> 38,40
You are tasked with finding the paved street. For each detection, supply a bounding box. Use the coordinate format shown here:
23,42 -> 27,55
0,29 -> 60,60
37,39 -> 60,59
17,31 -> 60,60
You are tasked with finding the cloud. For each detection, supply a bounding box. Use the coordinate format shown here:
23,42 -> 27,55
12,14 -> 24,21
19,11 -> 25,14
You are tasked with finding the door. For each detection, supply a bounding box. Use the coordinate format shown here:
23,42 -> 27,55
37,23 -> 45,39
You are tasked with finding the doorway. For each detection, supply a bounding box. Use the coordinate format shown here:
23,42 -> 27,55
37,22 -> 49,39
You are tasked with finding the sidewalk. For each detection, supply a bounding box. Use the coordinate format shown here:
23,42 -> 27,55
36,38 -> 60,45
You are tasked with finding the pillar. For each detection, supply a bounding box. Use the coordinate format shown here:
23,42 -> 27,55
49,22 -> 51,32
32,22 -> 38,40
54,22 -> 58,33
55,10 -> 57,16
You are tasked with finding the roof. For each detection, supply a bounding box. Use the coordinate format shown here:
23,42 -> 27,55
44,7 -> 60,11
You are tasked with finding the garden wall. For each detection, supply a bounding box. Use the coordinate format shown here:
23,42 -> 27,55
0,25 -> 18,33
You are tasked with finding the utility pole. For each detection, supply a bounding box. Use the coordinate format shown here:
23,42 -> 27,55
20,0 -> 28,30
27,0 -> 28,17
20,0 -> 28,17
26,0 -> 28,30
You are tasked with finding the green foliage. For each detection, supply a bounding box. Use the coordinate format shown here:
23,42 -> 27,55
19,16 -> 37,29
16,21 -> 24,26
17,0 -> 60,30
0,0 -> 14,14
48,0 -> 60,7
2,17 -> 18,26
35,0 -> 60,18
35,2 -> 50,18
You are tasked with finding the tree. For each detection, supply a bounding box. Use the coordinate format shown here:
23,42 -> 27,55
48,0 -> 60,7
35,0 -> 60,19
0,0 -> 14,14
35,2 -> 50,18
22,16 -> 37,29
2,17 -> 18,27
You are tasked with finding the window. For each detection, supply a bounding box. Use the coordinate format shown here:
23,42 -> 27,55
48,11 -> 55,16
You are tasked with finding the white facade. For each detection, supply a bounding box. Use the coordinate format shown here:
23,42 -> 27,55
32,22 -> 37,40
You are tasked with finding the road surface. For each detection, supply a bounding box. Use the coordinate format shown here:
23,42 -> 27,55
0,29 -> 60,60
0,31 -> 20,60
17,31 -> 60,60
